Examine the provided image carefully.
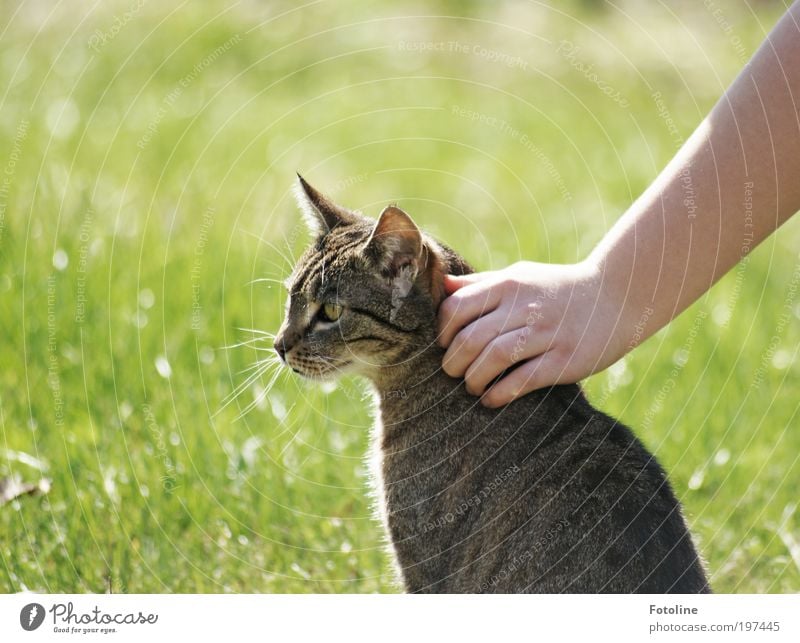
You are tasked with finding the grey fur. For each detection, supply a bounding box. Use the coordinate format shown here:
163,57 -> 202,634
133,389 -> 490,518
274,178 -> 710,593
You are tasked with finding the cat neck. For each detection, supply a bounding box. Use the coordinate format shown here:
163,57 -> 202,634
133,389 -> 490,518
373,343 -> 453,399
371,339 -> 477,436
370,332 -> 586,441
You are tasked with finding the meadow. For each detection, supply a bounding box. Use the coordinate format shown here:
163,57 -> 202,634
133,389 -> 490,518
1,0 -> 798,593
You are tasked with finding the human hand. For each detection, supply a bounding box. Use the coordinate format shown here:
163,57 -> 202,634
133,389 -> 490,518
437,260 -> 628,407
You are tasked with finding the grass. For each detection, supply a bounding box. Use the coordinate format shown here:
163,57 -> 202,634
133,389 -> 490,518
1,0 -> 798,593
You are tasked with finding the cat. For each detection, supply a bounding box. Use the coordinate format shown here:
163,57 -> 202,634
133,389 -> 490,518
274,175 -> 711,593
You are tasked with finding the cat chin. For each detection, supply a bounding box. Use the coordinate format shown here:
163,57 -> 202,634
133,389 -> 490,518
297,371 -> 339,382
289,360 -> 353,381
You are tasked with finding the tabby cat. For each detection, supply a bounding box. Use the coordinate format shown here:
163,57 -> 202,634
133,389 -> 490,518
274,176 -> 710,593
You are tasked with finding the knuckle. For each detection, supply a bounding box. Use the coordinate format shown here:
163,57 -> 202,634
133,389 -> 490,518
487,340 -> 510,364
526,301 -> 541,314
461,333 -> 482,353
452,331 -> 468,349
449,332 -> 466,354
499,279 -> 516,295
548,345 -> 567,366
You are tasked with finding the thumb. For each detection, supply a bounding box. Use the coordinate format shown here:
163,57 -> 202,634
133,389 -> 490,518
443,271 -> 494,294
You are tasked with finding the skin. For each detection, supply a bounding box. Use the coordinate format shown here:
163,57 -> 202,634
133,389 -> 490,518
439,2 -> 800,408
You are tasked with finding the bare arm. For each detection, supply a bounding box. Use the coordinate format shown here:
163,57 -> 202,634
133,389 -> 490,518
438,2 -> 800,408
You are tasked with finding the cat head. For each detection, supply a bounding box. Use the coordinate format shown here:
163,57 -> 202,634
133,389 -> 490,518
274,176 -> 460,383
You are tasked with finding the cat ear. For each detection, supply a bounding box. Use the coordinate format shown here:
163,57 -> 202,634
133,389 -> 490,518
365,205 -> 423,278
294,174 -> 357,235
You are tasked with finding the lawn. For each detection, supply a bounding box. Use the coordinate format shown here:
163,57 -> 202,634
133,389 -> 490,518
1,0 -> 798,593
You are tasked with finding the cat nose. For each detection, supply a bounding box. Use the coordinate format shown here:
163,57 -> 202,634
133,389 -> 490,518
274,339 -> 288,361
274,333 -> 296,362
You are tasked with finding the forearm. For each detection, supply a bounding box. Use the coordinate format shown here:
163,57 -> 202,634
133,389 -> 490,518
589,2 -> 800,347
439,3 -> 800,402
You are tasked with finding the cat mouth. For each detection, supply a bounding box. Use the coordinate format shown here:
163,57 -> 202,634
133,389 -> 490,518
285,358 -> 352,380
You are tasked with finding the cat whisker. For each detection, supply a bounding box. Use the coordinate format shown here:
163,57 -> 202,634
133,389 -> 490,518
239,228 -> 296,271
267,401 -> 299,440
271,232 -> 298,270
312,354 -> 352,367
238,355 -> 282,375
222,336 -> 273,350
283,235 -> 298,267
304,355 -> 354,379
261,258 -> 296,278
246,277 -> 287,288
233,365 -> 286,421
216,360 -> 276,416
278,422 -> 302,458
235,327 -> 275,337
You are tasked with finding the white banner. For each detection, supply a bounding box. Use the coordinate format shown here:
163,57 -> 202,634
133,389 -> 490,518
1,594 -> 798,642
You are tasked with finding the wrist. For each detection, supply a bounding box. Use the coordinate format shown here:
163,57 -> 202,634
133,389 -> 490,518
578,252 -> 648,360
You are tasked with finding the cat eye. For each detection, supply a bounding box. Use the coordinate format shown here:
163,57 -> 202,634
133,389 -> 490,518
320,302 -> 343,322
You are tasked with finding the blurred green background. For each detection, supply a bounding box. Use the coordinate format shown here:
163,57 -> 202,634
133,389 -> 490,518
1,0 -> 798,593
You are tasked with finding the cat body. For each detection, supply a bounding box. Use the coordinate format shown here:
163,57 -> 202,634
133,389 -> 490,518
275,176 -> 710,593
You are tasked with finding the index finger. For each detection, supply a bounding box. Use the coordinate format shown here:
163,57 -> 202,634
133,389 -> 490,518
443,271 -> 496,294
437,278 -> 502,347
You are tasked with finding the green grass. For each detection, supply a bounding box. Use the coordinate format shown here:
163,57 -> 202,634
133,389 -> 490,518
1,0 -> 798,593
